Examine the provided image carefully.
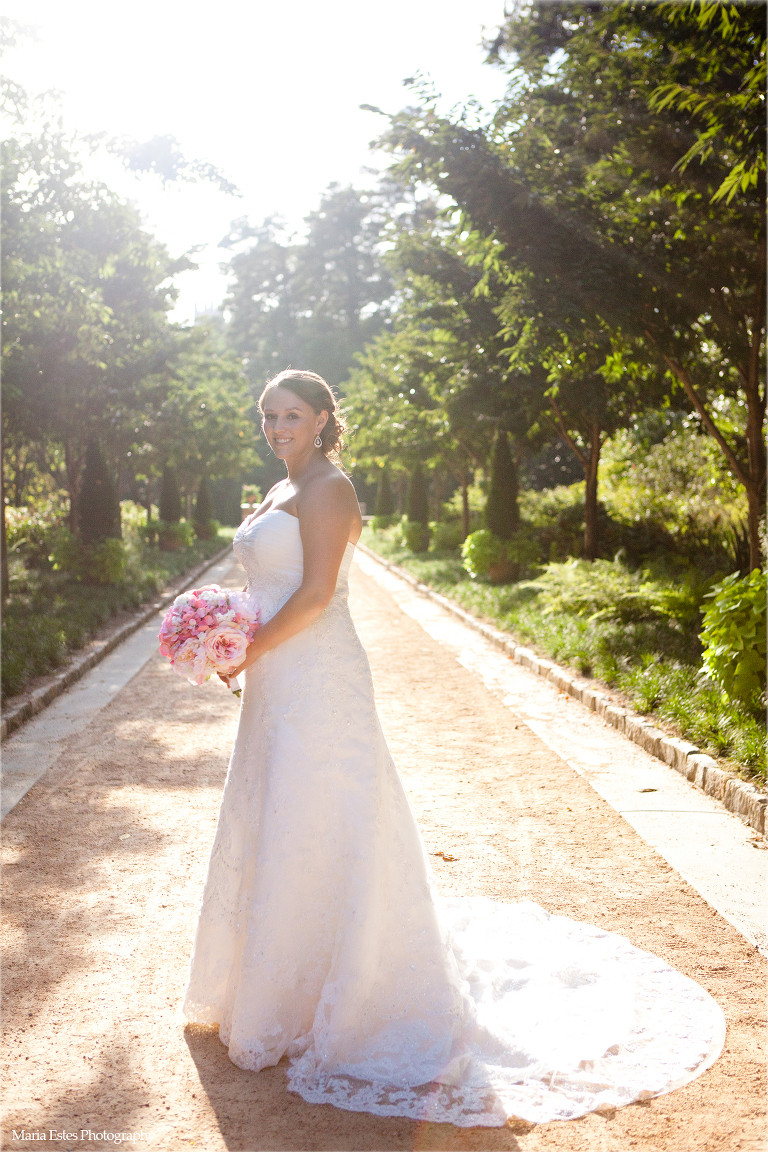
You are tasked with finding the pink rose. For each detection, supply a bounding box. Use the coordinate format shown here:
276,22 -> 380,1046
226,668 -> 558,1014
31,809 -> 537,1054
203,625 -> 249,672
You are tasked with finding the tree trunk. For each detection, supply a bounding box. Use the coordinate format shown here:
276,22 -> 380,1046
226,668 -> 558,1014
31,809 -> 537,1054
461,469 -> 470,541
583,423 -> 602,562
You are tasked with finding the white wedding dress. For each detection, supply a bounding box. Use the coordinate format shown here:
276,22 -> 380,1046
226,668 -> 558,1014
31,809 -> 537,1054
182,508 -> 725,1127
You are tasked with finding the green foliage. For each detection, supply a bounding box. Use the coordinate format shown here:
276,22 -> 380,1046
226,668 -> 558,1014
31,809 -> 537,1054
700,570 -> 767,711
48,526 -> 126,585
485,429 -> 519,540
78,441 -> 120,544
405,466 -> 429,525
371,514 -> 398,532
462,529 -> 511,580
429,520 -> 463,553
599,420 -> 748,546
522,558 -> 707,626
157,520 -> 195,552
462,528 -> 539,582
159,467 -> 182,525
402,517 -> 430,554
5,492 -> 69,567
374,468 -> 395,517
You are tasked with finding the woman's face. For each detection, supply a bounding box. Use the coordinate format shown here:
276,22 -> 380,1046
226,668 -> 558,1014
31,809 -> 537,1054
261,386 -> 328,462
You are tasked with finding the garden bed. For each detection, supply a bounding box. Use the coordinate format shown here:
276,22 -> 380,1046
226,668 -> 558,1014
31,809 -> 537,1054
361,526 -> 766,788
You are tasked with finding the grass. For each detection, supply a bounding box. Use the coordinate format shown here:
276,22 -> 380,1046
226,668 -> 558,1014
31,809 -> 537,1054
362,527 -> 766,787
2,528 -> 233,703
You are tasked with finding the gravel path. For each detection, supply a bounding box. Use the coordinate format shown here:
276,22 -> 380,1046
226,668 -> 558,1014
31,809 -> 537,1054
2,558 -> 765,1151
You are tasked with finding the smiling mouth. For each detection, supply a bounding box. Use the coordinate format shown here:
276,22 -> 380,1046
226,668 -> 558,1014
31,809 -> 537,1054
274,437 -> 292,445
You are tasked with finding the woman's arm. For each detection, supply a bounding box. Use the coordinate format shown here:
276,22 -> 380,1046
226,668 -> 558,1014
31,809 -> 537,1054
225,475 -> 358,676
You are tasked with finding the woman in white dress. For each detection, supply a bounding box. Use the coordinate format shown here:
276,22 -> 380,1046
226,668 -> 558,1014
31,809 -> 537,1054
182,369 -> 725,1128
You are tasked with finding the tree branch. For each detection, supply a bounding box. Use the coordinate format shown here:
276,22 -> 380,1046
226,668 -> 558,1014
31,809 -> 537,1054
548,398 -> 588,468
650,343 -> 750,489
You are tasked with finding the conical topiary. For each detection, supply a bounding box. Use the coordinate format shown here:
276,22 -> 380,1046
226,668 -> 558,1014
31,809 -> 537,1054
159,467 -> 182,525
406,464 -> 429,526
79,440 -> 121,544
374,467 -> 395,517
194,474 -> 213,523
193,474 -> 216,540
485,428 -> 519,541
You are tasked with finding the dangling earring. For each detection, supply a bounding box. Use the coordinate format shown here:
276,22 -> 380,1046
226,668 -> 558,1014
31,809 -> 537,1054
314,434 -> 323,448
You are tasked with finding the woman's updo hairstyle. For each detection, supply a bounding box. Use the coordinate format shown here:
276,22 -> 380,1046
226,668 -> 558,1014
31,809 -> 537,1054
259,369 -> 347,459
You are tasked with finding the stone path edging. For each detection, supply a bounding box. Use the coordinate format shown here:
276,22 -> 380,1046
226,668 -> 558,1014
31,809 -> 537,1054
0,543 -> 232,743
357,541 -> 767,837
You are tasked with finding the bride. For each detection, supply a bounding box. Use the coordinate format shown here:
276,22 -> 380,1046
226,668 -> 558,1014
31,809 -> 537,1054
182,369 -> 724,1127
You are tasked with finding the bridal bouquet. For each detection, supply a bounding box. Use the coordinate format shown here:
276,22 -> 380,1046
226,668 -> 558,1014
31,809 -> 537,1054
158,584 -> 260,695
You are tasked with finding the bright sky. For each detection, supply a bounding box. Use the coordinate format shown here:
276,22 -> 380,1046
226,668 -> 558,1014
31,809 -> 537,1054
4,0 -> 510,323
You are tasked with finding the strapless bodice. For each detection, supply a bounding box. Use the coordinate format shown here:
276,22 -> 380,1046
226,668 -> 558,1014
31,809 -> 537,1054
233,508 -> 354,622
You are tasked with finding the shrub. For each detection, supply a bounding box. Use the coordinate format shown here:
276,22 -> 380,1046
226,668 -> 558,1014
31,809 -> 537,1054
700,569 -> 767,712
462,528 -> 540,582
48,526 -> 127,585
371,514 -> 397,531
157,520 -> 195,552
159,467 -> 182,524
79,441 -> 120,544
403,518 -> 430,553
5,493 -> 69,568
485,429 -> 519,539
429,520 -> 463,552
462,530 -> 509,580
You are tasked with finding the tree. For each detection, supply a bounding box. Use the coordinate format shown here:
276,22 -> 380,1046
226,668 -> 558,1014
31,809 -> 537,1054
381,0 -> 765,566
485,429 -> 519,541
78,441 -> 120,544
224,185 -> 392,392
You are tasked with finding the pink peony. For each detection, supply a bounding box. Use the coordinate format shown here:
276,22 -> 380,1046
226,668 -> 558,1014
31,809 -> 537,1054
203,625 -> 249,672
172,638 -> 208,685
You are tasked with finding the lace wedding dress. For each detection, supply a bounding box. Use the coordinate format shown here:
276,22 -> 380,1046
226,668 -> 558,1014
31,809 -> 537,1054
182,509 -> 725,1127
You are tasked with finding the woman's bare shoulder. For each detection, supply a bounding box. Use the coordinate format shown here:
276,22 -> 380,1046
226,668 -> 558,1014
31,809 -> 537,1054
301,464 -> 359,514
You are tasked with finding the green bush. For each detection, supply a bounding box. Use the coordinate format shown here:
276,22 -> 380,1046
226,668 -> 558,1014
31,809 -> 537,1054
371,514 -> 398,531
461,528 -> 540,581
462,530 -> 510,579
5,494 -> 69,568
700,569 -> 767,711
429,520 -> 463,552
403,518 -> 430,553
48,526 -> 127,585
158,519 -> 195,552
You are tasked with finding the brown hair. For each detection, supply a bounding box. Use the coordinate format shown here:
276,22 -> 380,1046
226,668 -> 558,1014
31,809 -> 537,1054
259,369 -> 347,458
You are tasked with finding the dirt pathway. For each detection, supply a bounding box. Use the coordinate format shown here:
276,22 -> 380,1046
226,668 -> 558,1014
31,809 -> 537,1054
2,559 -> 765,1152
